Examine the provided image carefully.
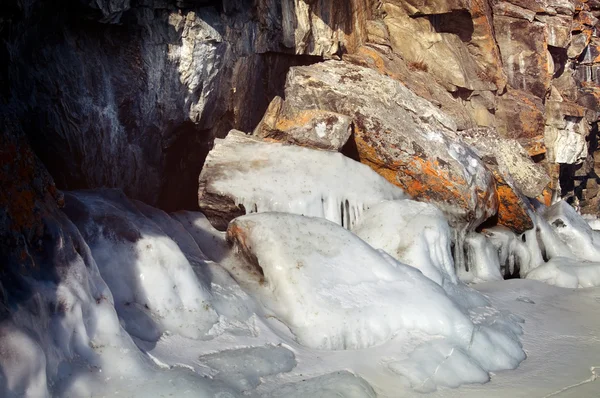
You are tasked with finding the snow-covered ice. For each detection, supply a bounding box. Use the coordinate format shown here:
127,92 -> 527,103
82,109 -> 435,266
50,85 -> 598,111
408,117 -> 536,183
3,187 -> 600,397
63,190 -> 218,341
200,131 -> 407,229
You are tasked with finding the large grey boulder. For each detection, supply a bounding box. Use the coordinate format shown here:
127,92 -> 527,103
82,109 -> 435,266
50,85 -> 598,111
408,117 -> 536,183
281,60 -> 498,228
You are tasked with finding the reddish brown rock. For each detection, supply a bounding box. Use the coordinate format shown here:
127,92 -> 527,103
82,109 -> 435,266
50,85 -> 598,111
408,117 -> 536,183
282,61 -> 498,227
496,89 -> 546,145
494,16 -> 552,98
253,96 -> 352,151
456,128 -> 550,232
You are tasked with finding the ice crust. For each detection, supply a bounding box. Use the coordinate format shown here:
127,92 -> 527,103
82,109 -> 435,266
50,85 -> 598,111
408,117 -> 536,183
202,132 -> 407,229
352,200 -> 457,285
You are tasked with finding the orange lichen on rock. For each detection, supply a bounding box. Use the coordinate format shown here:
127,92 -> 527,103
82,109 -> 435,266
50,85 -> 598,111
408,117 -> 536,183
494,176 -> 534,233
353,130 -> 494,220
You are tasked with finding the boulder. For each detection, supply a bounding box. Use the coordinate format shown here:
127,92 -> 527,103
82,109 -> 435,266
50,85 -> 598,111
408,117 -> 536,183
457,128 -> 550,232
198,131 -> 406,230
253,96 -> 352,151
281,61 -> 497,227
342,46 -> 477,130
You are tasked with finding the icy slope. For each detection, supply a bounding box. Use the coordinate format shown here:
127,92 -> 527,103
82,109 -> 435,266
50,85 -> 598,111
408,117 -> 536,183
63,190 -> 218,341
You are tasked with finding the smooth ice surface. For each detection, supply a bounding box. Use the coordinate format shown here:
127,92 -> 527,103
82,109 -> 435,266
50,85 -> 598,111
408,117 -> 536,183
198,345 -> 296,391
64,191 -> 218,341
352,200 -> 457,285
202,132 -> 407,228
264,371 -> 377,398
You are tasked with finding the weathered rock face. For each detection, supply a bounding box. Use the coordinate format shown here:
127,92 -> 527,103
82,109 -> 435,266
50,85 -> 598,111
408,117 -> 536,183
3,0 -> 599,217
281,61 -> 498,227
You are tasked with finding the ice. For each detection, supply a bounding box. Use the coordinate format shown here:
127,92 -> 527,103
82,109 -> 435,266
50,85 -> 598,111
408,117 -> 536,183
198,345 -> 296,391
388,340 -> 489,392
173,210 -> 229,262
459,233 -> 504,283
225,212 -> 478,350
351,200 -> 492,310
224,212 -> 525,389
0,321 -> 48,398
0,206 -> 239,397
482,226 -> 531,277
263,371 -> 377,398
201,132 -> 407,229
525,257 -> 600,288
63,190 -> 218,341
543,200 -> 600,262
352,200 -> 457,285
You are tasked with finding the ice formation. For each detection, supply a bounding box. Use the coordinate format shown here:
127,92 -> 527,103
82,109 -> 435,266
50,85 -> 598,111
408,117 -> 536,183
63,190 -> 218,341
352,200 -> 457,285
460,233 -> 504,283
224,212 -> 525,388
0,206 -> 240,398
482,226 -> 531,277
200,131 -> 407,229
526,257 -> 600,288
543,200 -> 600,262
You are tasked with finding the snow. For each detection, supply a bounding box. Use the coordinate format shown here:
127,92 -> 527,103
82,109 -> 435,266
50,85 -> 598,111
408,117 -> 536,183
202,132 -> 407,228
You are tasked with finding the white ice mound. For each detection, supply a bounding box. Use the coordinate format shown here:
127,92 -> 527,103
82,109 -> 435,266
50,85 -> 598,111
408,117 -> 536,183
198,131 -> 406,229
526,257 -> 600,288
544,200 -> 600,262
226,212 -> 474,350
224,212 -> 525,386
64,190 -> 218,341
352,200 -> 457,285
